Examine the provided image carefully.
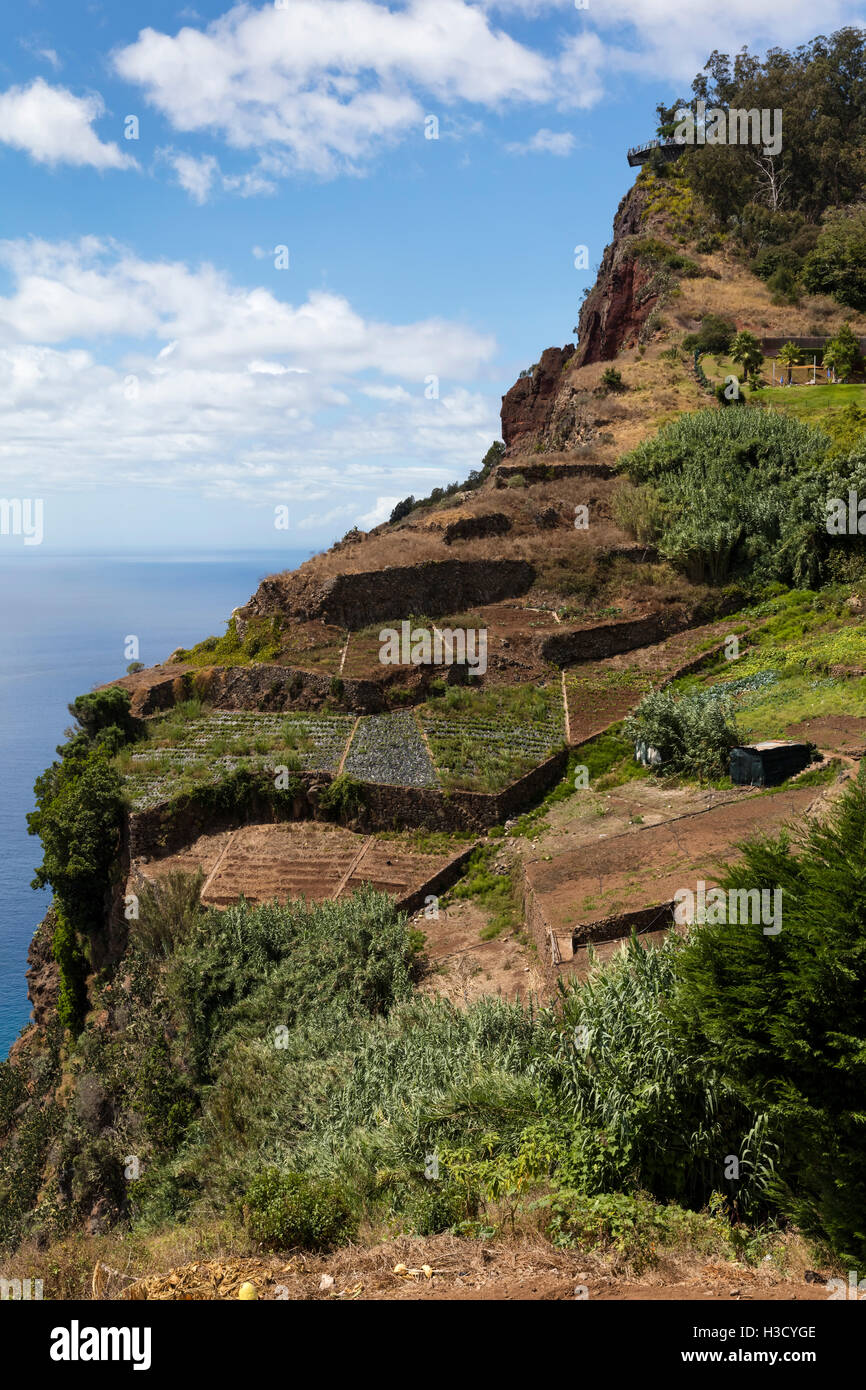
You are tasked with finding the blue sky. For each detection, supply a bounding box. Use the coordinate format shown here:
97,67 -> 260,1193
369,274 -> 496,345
0,1 -> 863,554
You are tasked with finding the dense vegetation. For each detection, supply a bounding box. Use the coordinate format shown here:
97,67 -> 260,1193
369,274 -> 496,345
616,407 -> 866,588
654,29 -> 866,311
26,689 -> 139,1030
625,688 -> 739,781
5,768 -> 866,1266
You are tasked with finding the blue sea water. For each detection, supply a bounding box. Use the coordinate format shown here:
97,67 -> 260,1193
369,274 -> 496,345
0,551 -> 308,1058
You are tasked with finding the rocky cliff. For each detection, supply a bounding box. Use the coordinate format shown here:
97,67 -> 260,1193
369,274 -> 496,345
500,182 -> 659,454
574,184 -> 655,366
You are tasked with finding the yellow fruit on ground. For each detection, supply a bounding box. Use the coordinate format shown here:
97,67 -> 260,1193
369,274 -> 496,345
238,1281 -> 258,1300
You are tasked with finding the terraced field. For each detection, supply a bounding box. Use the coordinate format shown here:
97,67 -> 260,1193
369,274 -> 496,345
343,711 -> 438,787
134,822 -> 464,910
120,710 -> 355,809
419,683 -> 565,792
120,684 -> 573,806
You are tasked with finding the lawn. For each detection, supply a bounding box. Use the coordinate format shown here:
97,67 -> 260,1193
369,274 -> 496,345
751,382 -> 866,422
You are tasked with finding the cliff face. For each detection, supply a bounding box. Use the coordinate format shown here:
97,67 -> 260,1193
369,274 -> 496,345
574,183 -> 654,366
499,183 -> 656,454
500,345 -> 575,451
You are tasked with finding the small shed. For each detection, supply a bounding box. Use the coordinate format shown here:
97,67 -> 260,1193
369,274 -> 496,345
729,740 -> 812,787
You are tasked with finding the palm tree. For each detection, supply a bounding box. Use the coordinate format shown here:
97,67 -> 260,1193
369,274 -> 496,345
776,341 -> 802,385
823,323 -> 862,384
730,330 -> 764,382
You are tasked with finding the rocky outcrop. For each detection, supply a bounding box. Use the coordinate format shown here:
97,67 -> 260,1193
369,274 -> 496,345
25,910 -> 60,1030
497,183 -> 662,453
500,345 -> 578,452
574,184 -> 655,366
237,558 -> 535,631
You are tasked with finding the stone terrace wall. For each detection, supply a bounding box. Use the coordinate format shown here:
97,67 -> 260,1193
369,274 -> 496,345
537,611 -> 688,667
238,558 -> 536,630
128,749 -> 570,861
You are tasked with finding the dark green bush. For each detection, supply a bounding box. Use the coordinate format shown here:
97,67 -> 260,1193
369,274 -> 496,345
600,367 -> 625,393
671,773 -> 866,1264
624,688 -> 739,781
408,1182 -> 470,1236
682,313 -> 735,356
244,1169 -> 356,1251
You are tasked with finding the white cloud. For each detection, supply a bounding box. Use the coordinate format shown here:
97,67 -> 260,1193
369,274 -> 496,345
0,237 -> 496,378
506,127 -> 575,156
113,0 -> 553,177
0,238 -> 500,512
0,79 -> 136,170
163,148 -> 279,203
488,0 -> 861,88
166,151 -> 219,203
111,0 -> 866,192
356,495 -> 401,527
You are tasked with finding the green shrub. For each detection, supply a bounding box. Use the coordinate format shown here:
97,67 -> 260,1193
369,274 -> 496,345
52,908 -> 88,1033
408,1182 -> 470,1236
682,314 -> 735,356
611,481 -> 668,544
802,205 -> 866,311
130,870 -> 204,958
28,743 -> 125,1033
600,366 -> 625,393
618,408 -> 834,587
243,1169 -> 356,1251
318,772 -> 365,821
671,773 -> 866,1264
624,688 -> 738,781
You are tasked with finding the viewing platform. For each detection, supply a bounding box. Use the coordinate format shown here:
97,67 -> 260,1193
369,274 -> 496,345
627,138 -> 682,167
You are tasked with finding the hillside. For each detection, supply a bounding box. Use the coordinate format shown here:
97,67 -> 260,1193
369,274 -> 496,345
5,29 -> 866,1304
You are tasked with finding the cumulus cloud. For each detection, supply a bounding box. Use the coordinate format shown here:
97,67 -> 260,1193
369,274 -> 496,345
0,237 -> 496,377
163,149 -> 279,203
166,151 -> 219,203
0,79 -> 136,170
487,0 -> 859,86
113,0 -> 553,176
0,238 -> 499,508
506,127 -> 575,155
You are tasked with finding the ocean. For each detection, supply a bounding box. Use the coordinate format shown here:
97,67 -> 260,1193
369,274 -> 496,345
0,551 -> 308,1058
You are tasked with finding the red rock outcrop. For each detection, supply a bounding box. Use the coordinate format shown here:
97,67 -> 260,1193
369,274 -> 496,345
574,183 -> 654,366
500,345 -> 576,451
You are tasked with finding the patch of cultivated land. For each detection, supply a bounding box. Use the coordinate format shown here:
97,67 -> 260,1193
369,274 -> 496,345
414,897 -> 544,1006
343,710 -> 438,786
524,783 -> 828,968
563,616 -> 747,742
133,822 -> 469,911
121,709 -> 355,808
